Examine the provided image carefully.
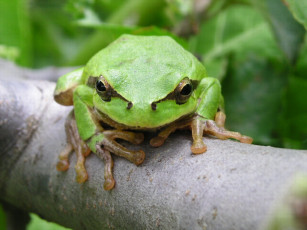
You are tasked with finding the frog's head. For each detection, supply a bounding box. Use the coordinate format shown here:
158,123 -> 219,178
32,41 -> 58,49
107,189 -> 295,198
82,35 -> 207,129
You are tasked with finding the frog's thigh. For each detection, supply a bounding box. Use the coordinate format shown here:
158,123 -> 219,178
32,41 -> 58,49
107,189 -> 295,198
196,77 -> 222,120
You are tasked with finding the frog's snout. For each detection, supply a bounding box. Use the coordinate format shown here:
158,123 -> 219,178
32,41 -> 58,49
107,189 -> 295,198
126,101 -> 157,111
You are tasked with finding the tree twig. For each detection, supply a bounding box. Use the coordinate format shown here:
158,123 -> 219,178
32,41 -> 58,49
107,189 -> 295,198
0,61 -> 307,229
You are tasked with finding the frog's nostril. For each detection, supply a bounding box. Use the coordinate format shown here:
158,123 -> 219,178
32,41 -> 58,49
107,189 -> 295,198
151,103 -> 157,111
127,102 -> 133,110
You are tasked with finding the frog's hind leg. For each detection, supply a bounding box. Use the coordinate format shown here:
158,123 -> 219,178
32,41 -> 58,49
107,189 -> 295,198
56,111 -> 91,183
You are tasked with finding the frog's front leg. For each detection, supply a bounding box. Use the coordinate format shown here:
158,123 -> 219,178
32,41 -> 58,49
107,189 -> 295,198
92,130 -> 145,190
58,85 -> 145,190
86,130 -> 145,190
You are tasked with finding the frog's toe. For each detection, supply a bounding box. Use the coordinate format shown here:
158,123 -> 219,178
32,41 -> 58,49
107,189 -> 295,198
57,143 -> 73,171
191,139 -> 207,154
133,150 -> 145,165
240,135 -> 253,144
75,163 -> 88,183
204,120 -> 253,144
190,118 -> 208,154
104,178 -> 115,191
96,146 -> 116,190
214,111 -> 226,128
150,136 -> 165,147
56,160 -> 69,171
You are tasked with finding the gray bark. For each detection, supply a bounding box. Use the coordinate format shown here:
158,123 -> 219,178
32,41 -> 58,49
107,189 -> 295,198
0,60 -> 307,230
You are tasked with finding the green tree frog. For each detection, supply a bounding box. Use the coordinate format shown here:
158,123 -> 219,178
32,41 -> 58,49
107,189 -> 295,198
54,35 -> 253,190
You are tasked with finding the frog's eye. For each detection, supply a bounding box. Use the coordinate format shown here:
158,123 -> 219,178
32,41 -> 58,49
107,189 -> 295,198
96,77 -> 111,101
175,78 -> 193,104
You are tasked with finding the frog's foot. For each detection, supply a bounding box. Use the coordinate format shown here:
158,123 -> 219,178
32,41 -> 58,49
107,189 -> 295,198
74,141 -> 91,183
150,119 -> 191,147
57,111 -> 91,184
100,130 -> 145,165
56,143 -> 73,171
191,118 -> 207,154
96,145 -> 115,190
203,120 -> 253,144
150,112 -> 253,155
190,113 -> 253,154
189,111 -> 226,154
93,130 -> 145,190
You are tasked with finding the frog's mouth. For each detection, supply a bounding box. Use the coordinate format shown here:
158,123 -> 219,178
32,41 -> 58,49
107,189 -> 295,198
94,107 -> 195,131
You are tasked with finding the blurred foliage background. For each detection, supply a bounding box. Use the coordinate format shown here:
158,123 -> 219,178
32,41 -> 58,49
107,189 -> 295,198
0,0 -> 306,229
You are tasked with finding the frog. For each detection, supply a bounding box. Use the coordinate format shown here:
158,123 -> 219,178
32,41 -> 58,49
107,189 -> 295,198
54,34 -> 253,190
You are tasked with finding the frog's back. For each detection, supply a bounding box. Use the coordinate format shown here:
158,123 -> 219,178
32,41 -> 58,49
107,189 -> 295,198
82,34 -> 206,103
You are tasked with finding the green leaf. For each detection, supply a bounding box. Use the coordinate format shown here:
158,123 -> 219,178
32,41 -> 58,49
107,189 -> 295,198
0,205 -> 6,230
204,57 -> 228,81
280,76 -> 307,149
222,55 -> 287,146
106,0 -> 166,26
284,0 -> 307,30
189,5 -> 282,80
0,45 -> 19,61
295,38 -> 307,78
265,0 -> 305,63
27,214 -> 71,230
0,0 -> 32,66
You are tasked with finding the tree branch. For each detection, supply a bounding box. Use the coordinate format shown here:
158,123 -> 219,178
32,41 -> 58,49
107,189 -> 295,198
0,60 -> 307,229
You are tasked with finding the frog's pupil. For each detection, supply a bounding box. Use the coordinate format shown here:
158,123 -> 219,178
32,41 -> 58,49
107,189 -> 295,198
96,81 -> 106,91
181,84 -> 192,96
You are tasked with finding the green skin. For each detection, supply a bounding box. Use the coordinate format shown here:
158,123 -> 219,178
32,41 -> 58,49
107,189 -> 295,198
54,35 -> 253,190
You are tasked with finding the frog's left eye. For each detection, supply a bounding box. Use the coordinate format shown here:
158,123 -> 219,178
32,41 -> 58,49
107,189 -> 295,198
175,78 -> 193,104
96,77 -> 111,101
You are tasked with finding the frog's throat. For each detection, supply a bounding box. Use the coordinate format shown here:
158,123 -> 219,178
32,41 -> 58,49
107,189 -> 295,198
94,108 -> 194,131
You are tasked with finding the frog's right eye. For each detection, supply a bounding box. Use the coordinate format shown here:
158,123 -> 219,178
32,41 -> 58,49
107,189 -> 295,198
96,77 -> 111,101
